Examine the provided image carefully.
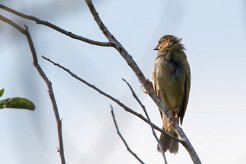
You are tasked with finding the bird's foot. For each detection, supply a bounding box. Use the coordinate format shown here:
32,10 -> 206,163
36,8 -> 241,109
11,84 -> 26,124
141,79 -> 153,94
167,115 -> 178,130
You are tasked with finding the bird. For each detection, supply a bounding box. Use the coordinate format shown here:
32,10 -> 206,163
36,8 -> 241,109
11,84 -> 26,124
152,35 -> 191,154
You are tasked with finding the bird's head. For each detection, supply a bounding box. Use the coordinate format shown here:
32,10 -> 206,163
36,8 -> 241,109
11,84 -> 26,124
154,35 -> 184,52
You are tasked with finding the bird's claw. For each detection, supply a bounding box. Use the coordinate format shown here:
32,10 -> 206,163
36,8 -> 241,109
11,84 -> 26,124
141,79 -> 153,94
167,115 -> 178,130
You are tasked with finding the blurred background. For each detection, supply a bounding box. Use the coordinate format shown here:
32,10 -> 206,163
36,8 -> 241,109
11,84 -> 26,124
0,0 -> 246,163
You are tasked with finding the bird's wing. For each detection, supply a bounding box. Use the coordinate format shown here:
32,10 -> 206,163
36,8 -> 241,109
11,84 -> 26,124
179,67 -> 191,125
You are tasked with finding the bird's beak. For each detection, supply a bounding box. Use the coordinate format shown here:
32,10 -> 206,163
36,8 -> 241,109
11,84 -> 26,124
154,46 -> 158,50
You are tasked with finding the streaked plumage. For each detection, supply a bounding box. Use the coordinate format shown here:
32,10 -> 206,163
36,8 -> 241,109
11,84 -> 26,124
152,35 -> 191,154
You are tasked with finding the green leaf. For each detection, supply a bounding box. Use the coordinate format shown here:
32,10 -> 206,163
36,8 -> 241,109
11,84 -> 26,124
0,97 -> 35,111
0,89 -> 4,97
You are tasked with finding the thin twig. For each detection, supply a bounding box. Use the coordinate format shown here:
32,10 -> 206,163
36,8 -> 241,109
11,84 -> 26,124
0,15 -> 66,164
110,105 -> 144,164
42,56 -> 181,143
0,15 -> 25,33
122,79 -> 168,164
122,79 -> 159,141
84,1 -> 201,163
0,4 -> 111,47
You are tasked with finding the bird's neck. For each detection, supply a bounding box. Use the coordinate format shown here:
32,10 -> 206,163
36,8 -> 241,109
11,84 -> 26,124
157,51 -> 170,57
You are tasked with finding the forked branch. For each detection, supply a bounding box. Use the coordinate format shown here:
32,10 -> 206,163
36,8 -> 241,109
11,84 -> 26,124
42,56 -> 181,143
110,105 -> 144,164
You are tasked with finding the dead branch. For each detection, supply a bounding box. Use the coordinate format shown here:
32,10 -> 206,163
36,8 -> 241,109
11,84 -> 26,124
110,105 -> 145,164
42,56 -> 181,143
0,15 -> 66,164
0,4 -> 111,47
122,79 -> 168,164
1,1 -> 202,163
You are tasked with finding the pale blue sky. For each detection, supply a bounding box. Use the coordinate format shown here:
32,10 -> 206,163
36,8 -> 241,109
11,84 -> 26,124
0,0 -> 246,164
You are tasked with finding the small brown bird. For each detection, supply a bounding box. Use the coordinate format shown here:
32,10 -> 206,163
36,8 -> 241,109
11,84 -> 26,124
152,35 -> 191,154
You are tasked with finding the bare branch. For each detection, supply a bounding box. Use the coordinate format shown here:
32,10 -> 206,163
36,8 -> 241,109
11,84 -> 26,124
110,105 -> 144,164
122,79 -> 168,164
0,4 -> 111,47
1,1 -> 202,163
84,1 -> 201,163
0,15 -> 66,164
84,0 -> 169,118
122,79 -> 159,141
42,56 -> 181,143
0,15 -> 25,33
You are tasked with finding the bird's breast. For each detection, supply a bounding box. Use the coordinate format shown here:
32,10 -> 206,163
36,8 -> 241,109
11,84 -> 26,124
154,57 -> 186,110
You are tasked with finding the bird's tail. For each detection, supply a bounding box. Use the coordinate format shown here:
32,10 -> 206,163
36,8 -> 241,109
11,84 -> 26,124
157,127 -> 179,154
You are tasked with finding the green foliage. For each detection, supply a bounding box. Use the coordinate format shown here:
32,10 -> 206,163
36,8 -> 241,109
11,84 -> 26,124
0,89 -> 4,97
0,88 -> 35,111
